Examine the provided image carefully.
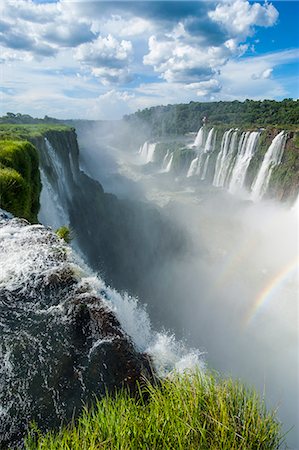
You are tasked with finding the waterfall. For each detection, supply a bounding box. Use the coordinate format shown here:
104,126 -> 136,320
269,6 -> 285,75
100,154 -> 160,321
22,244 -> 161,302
200,128 -> 216,180
140,141 -> 156,163
228,131 -> 260,194
213,129 -> 237,187
38,168 -> 69,229
161,150 -> 170,170
147,143 -> 156,163
187,157 -> 199,177
201,154 -> 210,180
38,138 -> 71,229
194,126 -> 204,148
164,153 -> 173,173
140,141 -> 149,161
188,128 -> 215,178
251,131 -> 286,201
0,211 -> 203,446
204,128 -> 215,153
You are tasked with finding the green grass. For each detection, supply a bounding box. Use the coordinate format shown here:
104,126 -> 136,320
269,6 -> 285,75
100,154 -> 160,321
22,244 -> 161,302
0,140 -> 41,222
25,371 -> 283,450
0,124 -> 72,141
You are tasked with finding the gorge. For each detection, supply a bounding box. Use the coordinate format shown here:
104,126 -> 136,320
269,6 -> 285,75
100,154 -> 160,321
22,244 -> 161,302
0,101 -> 298,448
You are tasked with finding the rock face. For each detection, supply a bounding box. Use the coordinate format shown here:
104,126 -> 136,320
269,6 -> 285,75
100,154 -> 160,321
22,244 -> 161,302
35,129 -> 186,297
0,210 -> 152,448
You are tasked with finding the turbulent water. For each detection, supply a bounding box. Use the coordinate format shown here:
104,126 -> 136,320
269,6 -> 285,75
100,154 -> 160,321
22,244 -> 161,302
0,208 -> 203,447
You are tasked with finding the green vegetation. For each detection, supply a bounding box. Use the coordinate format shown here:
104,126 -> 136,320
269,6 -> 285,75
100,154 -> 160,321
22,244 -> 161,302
154,141 -> 183,164
56,226 -> 73,243
125,99 -> 299,136
0,123 -> 72,141
172,147 -> 196,174
25,370 -> 283,450
0,140 -> 41,222
268,134 -> 299,201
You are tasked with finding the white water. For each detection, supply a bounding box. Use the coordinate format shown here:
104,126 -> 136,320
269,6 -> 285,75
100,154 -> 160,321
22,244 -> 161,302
0,213 -> 204,378
229,131 -> 260,194
201,154 -> 210,180
251,131 -> 287,201
38,168 -> 69,229
161,150 -> 170,170
38,138 -> 70,229
187,128 -> 215,178
194,126 -> 204,148
164,153 -> 173,173
187,157 -> 199,177
140,141 -> 157,163
213,129 -> 237,187
204,128 -> 215,153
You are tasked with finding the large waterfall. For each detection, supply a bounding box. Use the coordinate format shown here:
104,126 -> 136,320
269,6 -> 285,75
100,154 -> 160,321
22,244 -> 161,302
137,127 -> 297,203
193,126 -> 204,148
38,137 -> 73,229
228,131 -> 260,194
251,130 -> 286,201
187,128 -> 215,178
139,141 -> 156,163
213,129 -> 237,187
0,209 -> 203,447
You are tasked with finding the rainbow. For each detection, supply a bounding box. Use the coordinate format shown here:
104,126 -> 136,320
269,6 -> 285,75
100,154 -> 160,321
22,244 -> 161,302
244,259 -> 298,327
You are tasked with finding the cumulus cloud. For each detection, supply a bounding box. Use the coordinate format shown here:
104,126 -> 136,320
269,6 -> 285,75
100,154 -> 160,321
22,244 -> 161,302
144,24 -> 235,85
209,0 -> 278,39
0,0 -> 294,119
75,34 -> 133,84
143,0 -> 279,93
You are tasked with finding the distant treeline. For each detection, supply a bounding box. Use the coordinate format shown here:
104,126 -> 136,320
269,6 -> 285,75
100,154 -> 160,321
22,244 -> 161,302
124,99 -> 299,136
0,112 -> 62,124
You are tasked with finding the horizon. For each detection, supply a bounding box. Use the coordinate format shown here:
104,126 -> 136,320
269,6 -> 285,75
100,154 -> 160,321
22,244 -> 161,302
1,0 -> 299,120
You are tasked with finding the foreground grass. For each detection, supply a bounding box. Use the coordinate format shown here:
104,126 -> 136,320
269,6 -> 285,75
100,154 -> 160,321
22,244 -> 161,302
25,371 -> 283,450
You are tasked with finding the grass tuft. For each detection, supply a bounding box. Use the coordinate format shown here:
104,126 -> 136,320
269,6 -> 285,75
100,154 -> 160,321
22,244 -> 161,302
24,370 -> 283,450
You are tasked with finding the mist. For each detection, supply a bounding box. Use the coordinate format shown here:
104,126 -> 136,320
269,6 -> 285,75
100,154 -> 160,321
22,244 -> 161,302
74,120 -> 298,448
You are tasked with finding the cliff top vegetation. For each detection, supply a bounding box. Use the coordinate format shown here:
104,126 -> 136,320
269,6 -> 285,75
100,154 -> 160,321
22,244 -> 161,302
25,370 -> 283,450
0,123 -> 73,141
124,99 -> 299,136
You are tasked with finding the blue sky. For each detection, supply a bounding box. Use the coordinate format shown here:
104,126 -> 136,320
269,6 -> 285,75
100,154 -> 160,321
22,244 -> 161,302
0,0 -> 298,119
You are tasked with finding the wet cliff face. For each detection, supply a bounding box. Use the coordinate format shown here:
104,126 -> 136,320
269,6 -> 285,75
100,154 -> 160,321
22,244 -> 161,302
0,210 -> 152,448
36,130 -> 186,297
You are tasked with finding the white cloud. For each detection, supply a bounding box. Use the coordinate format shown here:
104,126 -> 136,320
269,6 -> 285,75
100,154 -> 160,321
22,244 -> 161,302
74,34 -> 133,84
218,49 -> 299,100
209,0 -> 278,39
143,24 -> 242,84
92,15 -> 154,38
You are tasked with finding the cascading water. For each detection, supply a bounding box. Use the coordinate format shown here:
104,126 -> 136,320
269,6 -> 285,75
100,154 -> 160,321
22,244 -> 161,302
140,141 -> 149,160
38,137 -> 72,229
194,126 -> 204,148
140,141 -> 157,164
187,128 -> 215,178
187,157 -> 199,177
251,131 -> 287,201
161,150 -> 170,170
147,143 -> 156,163
0,210 -> 203,447
200,128 -> 216,180
201,154 -> 210,180
164,153 -> 174,173
228,131 -> 260,194
213,129 -> 237,187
